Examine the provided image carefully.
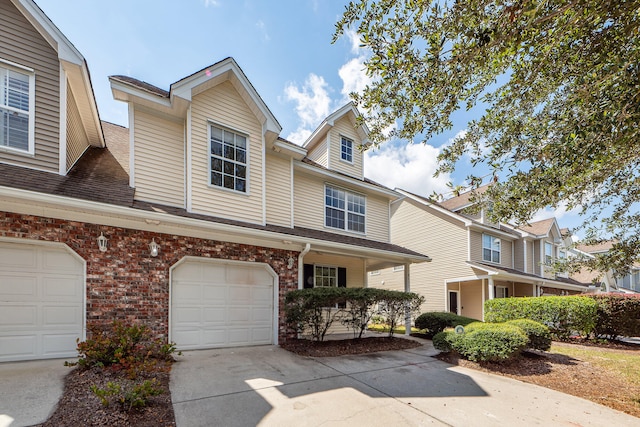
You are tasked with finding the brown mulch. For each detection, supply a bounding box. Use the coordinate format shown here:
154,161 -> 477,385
280,336 -> 421,357
35,362 -> 175,427
437,343 -> 640,418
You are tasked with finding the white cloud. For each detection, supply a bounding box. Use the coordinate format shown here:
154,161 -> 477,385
203,0 -> 220,7
338,57 -> 371,101
285,128 -> 312,145
284,73 -> 331,144
255,20 -> 270,41
531,202 -> 582,223
345,29 -> 362,55
364,142 -> 452,196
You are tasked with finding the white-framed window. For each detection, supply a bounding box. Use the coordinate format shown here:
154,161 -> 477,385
393,265 -> 405,272
209,124 -> 248,193
325,184 -> 366,233
495,286 -> 509,298
0,61 -> 35,154
314,265 -> 338,287
340,136 -> 353,163
544,242 -> 553,265
369,270 -> 380,276
482,234 -> 501,263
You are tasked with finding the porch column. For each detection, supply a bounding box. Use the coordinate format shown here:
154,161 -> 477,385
488,277 -> 495,300
404,262 -> 411,336
532,283 -> 537,297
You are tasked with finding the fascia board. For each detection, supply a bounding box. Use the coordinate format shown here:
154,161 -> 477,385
468,223 -> 518,240
294,162 -> 399,199
110,78 -> 173,108
273,140 -> 306,160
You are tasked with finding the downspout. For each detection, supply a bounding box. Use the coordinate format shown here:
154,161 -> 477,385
297,243 -> 311,289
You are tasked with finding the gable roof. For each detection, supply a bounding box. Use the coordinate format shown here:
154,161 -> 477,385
516,217 -> 562,239
302,102 -> 369,150
110,57 -> 281,142
438,184 -> 490,211
12,0 -> 104,148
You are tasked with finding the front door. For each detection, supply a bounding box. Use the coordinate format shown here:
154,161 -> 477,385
448,291 -> 459,314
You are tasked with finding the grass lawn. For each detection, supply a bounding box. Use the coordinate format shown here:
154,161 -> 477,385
367,324 -> 420,334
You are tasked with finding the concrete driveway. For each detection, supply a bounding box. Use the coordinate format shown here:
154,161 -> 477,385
170,343 -> 639,427
0,358 -> 70,427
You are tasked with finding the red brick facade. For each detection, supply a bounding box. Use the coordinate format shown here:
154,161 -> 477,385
0,211 -> 299,343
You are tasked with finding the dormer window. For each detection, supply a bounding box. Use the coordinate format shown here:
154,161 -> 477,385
482,234 -> 501,263
209,125 -> 247,193
340,136 -> 353,163
0,61 -> 34,154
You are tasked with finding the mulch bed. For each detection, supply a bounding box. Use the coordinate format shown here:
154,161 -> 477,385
280,336 -> 421,357
34,362 -> 175,427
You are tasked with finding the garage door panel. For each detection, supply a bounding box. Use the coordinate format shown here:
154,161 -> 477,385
42,250 -> 82,272
173,307 -> 202,324
0,335 -> 37,359
42,276 -> 83,300
42,305 -> 82,327
202,307 -> 226,323
0,276 -> 37,299
42,333 -> 80,356
0,246 -> 37,270
171,260 -> 274,350
0,305 -> 37,328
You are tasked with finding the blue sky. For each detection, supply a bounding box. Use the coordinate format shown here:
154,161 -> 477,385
36,0 -> 582,230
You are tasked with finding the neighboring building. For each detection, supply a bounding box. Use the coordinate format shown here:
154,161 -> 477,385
575,240 -> 639,293
374,188 -> 589,320
0,0 -> 429,362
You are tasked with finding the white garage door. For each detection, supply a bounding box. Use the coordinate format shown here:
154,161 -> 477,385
171,258 -> 276,350
0,241 -> 84,362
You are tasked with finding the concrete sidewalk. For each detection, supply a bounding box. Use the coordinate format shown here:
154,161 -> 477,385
0,358 -> 69,427
170,343 -> 639,426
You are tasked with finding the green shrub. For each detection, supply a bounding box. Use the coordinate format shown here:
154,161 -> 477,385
284,287 -> 424,341
506,319 -> 551,351
414,312 -> 478,338
70,321 -> 179,378
91,378 -> 163,411
432,330 -> 454,352
484,296 -> 597,340
587,294 -> 640,340
453,322 -> 528,362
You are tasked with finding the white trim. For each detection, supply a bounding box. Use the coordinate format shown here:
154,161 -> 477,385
186,106 -> 192,211
339,135 -> 354,164
511,240 -> 515,268
467,228 -> 472,260
128,104 -> 135,188
326,134 -> 331,169
0,236 -> 87,345
168,256 -> 279,347
445,274 -> 491,283
58,65 -> 68,175
261,124 -> 266,225
0,60 -> 35,155
290,157 -> 294,227
523,240 -> 528,273
481,279 -> 486,320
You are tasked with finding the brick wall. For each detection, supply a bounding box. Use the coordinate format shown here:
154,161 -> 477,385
0,211 -> 299,342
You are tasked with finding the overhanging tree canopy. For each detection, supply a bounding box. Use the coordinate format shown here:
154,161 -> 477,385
334,0 -> 640,274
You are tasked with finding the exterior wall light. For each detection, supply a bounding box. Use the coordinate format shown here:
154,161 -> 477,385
149,238 -> 160,257
97,232 -> 108,252
287,256 -> 295,269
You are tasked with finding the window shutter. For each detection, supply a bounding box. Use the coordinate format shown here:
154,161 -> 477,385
338,267 -> 347,288
303,264 -> 314,289
505,288 -> 509,298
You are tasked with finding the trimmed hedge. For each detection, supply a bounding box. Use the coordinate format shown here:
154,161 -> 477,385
284,287 -> 423,341
437,322 -> 528,362
587,293 -> 640,339
506,319 -> 551,351
414,312 -> 478,338
484,296 -> 597,340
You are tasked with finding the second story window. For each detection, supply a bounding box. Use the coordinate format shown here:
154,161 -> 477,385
544,242 -> 553,265
482,234 -> 501,263
0,62 -> 33,154
210,125 -> 247,193
340,137 -> 353,163
325,185 -> 365,233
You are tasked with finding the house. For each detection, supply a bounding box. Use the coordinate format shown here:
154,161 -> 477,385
574,240 -> 639,293
0,0 -> 429,362
373,187 -> 589,320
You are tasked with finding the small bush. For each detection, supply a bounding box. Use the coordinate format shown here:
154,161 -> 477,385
432,330 -> 454,352
484,296 -> 597,340
91,378 -> 163,411
506,319 -> 551,351
453,322 -> 528,362
587,294 -> 640,340
70,321 -> 179,378
414,312 -> 478,338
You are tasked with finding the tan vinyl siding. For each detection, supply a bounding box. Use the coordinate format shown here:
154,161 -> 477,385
533,240 -> 541,276
514,238 -> 525,272
514,282 -> 534,297
0,0 -> 60,172
379,200 -> 476,313
190,81 -> 263,223
265,153 -> 291,227
366,193 -> 390,242
306,136 -> 328,167
470,231 -> 482,262
293,170 -> 389,241
65,85 -> 88,170
328,116 -> 363,179
527,240 -> 535,274
133,108 -> 184,207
